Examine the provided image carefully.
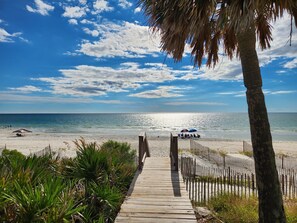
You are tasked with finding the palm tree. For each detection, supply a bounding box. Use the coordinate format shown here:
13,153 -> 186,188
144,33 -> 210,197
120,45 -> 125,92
139,0 -> 297,222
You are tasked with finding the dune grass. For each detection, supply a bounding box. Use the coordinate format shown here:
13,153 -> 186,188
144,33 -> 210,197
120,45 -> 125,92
0,139 -> 136,223
207,194 -> 297,223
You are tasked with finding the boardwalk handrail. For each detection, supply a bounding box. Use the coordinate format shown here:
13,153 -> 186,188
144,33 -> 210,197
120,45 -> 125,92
138,132 -> 150,170
170,133 -> 178,171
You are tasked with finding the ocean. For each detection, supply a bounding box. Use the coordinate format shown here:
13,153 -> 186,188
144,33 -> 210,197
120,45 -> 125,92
0,113 -> 296,141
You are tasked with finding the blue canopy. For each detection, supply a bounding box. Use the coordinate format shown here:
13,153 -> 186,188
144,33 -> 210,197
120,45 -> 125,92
188,128 -> 197,132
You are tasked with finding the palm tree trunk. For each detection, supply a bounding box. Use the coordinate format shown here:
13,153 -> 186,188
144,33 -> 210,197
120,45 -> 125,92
237,26 -> 286,223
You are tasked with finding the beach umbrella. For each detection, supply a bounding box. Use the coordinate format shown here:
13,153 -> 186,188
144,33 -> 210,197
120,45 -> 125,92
13,128 -> 32,133
189,128 -> 197,132
181,129 -> 188,132
13,128 -> 32,136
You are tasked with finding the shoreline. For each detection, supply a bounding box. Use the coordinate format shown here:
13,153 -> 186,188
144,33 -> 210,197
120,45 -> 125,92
1,129 -> 296,158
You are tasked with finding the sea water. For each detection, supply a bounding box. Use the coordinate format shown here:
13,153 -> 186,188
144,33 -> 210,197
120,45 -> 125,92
0,113 -> 296,141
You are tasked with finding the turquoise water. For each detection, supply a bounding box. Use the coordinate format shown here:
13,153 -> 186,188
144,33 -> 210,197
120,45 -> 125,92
0,113 -> 296,141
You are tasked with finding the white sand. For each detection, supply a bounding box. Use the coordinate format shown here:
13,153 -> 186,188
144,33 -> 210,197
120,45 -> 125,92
0,129 -> 296,157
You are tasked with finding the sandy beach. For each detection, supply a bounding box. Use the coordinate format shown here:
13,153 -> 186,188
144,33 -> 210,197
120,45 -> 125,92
1,129 -> 296,158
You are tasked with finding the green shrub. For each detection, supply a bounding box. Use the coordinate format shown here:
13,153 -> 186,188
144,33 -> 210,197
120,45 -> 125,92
0,139 -> 136,223
286,199 -> 297,223
208,194 -> 258,223
208,194 -> 297,223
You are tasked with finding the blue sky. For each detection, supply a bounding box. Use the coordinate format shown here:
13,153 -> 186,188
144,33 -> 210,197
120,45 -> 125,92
0,0 -> 296,113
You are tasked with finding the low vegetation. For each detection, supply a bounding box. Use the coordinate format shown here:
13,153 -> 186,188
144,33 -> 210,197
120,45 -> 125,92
207,194 -> 297,223
0,139 -> 136,223
240,150 -> 253,157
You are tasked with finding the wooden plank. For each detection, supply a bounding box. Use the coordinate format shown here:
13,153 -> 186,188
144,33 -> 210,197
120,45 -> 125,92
115,157 -> 196,223
115,216 -> 197,223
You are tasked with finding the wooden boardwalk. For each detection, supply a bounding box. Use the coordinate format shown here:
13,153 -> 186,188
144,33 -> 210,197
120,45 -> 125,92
115,157 -> 197,223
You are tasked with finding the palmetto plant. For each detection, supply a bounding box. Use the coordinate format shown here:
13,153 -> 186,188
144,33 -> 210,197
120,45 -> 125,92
0,140 -> 136,222
4,178 -> 84,223
139,0 -> 297,222
86,182 -> 123,222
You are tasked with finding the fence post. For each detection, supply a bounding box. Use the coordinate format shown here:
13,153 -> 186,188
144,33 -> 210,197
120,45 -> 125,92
252,173 -> 255,197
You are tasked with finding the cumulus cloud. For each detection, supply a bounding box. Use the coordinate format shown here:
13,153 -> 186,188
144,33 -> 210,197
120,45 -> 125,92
33,63 -> 178,97
129,86 -> 183,98
79,22 -> 162,58
83,28 -> 99,37
119,0 -> 132,9
26,0 -> 54,16
68,19 -> 78,25
63,6 -> 87,18
257,14 -> 297,67
134,7 -> 141,13
199,58 -> 243,81
93,0 -> 113,14
0,28 -> 22,43
33,63 -> 200,97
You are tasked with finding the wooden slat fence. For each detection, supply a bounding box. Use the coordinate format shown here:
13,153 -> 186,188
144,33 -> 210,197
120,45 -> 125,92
190,140 -> 297,172
32,145 -> 52,157
180,156 -> 297,204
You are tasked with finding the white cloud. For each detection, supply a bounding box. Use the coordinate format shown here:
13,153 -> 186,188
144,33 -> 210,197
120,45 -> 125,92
218,91 -> 246,97
83,28 -> 99,37
129,86 -> 183,98
119,0 -> 132,9
218,89 -> 296,97
258,15 -> 297,65
93,0 -> 113,14
63,51 -> 80,56
283,58 -> 297,69
165,101 -> 227,106
34,63 -> 180,97
8,85 -> 43,93
0,28 -> 22,43
68,19 -> 78,25
79,0 -> 87,5
180,73 -> 199,80
63,6 -> 87,18
199,58 -> 243,81
26,0 -> 54,16
134,7 -> 141,13
268,90 -> 297,95
79,22 -> 162,58
0,93 -> 126,104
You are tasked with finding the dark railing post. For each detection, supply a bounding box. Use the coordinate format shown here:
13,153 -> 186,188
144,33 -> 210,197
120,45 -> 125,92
170,133 -> 178,171
138,132 -> 150,170
138,134 -> 144,169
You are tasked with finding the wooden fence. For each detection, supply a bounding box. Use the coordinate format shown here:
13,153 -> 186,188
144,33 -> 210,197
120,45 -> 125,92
31,145 -> 52,157
180,156 -> 297,204
190,140 -> 297,172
